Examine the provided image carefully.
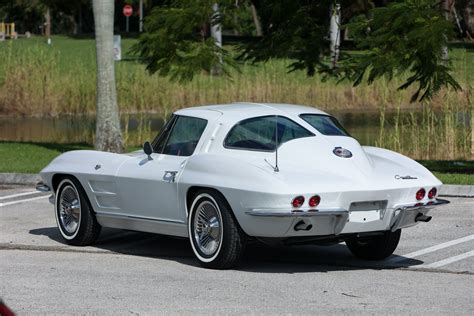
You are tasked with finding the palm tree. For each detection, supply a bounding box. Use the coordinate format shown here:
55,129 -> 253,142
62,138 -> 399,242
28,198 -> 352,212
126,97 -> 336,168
92,0 -> 123,152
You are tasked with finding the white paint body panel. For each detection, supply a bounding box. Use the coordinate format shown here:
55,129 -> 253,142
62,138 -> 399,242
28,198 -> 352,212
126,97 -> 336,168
40,103 -> 444,239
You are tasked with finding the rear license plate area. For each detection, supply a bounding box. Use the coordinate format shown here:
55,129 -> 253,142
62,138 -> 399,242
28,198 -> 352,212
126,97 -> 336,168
349,200 -> 387,223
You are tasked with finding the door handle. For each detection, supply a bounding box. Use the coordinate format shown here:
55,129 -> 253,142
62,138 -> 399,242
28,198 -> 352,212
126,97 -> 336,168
164,171 -> 178,182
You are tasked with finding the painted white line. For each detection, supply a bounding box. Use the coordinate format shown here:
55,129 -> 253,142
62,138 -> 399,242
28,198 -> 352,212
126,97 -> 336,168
0,195 -> 48,207
388,234 -> 474,263
0,191 -> 39,201
417,250 -> 474,269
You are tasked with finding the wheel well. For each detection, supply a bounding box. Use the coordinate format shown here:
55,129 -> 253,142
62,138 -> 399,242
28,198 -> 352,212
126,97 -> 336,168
186,186 -> 223,213
51,173 -> 97,215
51,173 -> 76,192
186,186 -> 247,237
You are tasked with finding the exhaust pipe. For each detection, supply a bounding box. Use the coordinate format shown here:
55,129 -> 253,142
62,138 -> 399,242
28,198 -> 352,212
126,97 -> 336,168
415,213 -> 432,223
294,220 -> 313,231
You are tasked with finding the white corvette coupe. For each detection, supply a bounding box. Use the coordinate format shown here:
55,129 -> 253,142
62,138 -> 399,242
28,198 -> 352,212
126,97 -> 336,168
37,103 -> 449,269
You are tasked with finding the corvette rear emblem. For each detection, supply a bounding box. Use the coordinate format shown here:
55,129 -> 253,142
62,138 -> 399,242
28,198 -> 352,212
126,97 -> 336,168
333,147 -> 352,158
395,175 -> 417,180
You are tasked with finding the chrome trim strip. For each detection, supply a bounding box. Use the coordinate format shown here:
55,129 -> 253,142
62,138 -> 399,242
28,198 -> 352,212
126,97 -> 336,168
36,182 -> 51,192
95,212 -> 185,224
393,198 -> 450,211
95,213 -> 188,237
246,209 -> 348,217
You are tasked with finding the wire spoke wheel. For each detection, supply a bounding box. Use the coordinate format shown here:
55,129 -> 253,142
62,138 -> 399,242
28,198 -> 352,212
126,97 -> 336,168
193,200 -> 222,257
59,185 -> 81,235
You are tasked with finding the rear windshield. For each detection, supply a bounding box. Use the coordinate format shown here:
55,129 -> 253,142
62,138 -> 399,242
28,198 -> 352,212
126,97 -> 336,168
300,114 -> 350,136
224,115 -> 314,151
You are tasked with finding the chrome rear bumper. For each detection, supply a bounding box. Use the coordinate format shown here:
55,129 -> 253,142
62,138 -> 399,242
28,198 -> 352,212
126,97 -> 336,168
244,198 -> 450,237
393,198 -> 450,211
390,198 -> 450,231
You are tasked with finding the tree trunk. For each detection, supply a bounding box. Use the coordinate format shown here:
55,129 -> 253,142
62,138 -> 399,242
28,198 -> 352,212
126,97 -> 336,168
440,0 -> 451,61
250,4 -> 262,36
139,0 -> 144,32
92,0 -> 124,153
460,0 -> 474,38
211,3 -> 222,76
329,2 -> 341,68
45,8 -> 51,45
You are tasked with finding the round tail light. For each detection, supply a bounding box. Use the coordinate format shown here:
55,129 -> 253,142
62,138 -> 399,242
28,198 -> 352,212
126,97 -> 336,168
416,188 -> 426,201
309,195 -> 321,208
292,196 -> 305,208
428,187 -> 437,199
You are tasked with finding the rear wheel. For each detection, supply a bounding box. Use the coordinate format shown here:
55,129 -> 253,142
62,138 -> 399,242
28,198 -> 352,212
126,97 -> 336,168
188,190 -> 245,269
345,229 -> 401,260
55,177 -> 101,246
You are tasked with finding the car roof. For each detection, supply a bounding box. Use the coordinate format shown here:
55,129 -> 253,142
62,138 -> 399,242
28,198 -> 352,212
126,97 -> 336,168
174,102 -> 329,120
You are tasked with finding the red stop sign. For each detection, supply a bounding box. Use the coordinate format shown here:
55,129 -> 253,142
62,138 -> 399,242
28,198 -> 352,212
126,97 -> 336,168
123,4 -> 133,17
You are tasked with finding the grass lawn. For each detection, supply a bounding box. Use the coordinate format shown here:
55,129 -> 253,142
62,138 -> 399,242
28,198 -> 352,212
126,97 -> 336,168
433,173 -> 474,185
0,142 -> 92,174
0,141 -> 472,185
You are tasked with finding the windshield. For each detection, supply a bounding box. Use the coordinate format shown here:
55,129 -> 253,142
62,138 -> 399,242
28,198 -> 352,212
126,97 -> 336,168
299,114 -> 350,136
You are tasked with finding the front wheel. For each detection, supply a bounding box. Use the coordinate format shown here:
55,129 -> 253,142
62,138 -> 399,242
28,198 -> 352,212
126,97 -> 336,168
345,229 -> 401,260
188,190 -> 245,269
55,177 -> 101,246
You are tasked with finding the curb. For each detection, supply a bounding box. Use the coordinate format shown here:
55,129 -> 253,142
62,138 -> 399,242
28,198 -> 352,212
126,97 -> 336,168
0,173 -> 41,185
0,173 -> 472,197
439,185 -> 474,198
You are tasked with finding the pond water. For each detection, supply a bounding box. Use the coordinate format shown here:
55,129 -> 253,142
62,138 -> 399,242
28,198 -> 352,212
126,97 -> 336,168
0,109 -> 468,148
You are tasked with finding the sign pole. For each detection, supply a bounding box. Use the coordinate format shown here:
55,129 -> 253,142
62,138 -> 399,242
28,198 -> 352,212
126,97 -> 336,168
123,4 -> 133,33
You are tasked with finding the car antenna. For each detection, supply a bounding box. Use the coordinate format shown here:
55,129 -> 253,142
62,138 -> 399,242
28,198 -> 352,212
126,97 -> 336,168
264,115 -> 280,172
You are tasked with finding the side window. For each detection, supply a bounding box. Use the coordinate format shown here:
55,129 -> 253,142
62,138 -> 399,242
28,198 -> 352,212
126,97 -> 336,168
162,116 -> 208,156
224,116 -> 314,151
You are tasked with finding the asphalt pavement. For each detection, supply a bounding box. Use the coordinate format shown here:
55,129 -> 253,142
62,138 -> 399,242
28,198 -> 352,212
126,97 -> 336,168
0,185 -> 473,315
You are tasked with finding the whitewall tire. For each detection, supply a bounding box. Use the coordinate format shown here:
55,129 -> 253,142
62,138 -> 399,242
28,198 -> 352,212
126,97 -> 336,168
188,190 -> 245,269
55,177 -> 101,246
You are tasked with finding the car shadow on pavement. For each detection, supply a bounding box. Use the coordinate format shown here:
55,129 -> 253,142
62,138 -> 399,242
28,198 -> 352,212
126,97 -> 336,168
29,227 -> 423,273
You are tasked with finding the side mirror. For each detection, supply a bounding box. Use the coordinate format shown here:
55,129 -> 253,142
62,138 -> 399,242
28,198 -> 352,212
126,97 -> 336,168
143,141 -> 153,160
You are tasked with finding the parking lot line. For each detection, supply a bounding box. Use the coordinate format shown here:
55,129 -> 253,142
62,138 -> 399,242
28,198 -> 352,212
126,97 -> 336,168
0,195 -> 48,207
0,191 -> 39,201
417,250 -> 474,269
388,234 -> 474,263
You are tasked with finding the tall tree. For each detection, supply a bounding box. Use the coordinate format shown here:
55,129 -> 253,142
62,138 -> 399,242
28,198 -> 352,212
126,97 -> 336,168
340,0 -> 460,101
132,0 -> 238,82
92,0 -> 123,152
134,0 -> 461,102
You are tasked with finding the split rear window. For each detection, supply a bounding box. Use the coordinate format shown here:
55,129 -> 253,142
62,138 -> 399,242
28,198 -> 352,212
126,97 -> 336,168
224,115 -> 314,151
299,114 -> 349,136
